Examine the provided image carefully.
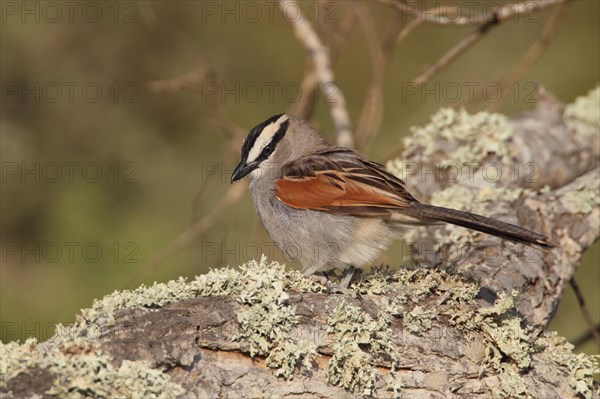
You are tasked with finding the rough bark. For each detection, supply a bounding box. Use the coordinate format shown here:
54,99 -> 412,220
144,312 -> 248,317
394,90 -> 599,329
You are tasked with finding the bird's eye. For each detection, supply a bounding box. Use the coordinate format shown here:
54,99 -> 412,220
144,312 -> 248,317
265,144 -> 274,153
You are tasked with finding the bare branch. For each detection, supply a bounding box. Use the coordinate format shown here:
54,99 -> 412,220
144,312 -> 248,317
354,7 -> 386,150
356,10 -> 421,152
289,5 -> 357,119
413,18 -> 500,85
147,67 -> 208,94
394,94 -> 600,328
279,0 -> 354,148
570,278 -> 600,350
380,0 -> 571,85
395,13 -> 422,43
148,61 -> 246,138
573,323 -> 600,348
384,0 -> 568,26
6,90 -> 600,399
486,3 -> 566,111
288,68 -> 319,120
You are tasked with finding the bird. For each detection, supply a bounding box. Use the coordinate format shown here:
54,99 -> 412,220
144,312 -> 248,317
231,114 -> 555,287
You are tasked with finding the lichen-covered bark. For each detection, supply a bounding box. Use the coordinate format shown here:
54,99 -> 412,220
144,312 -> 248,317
394,89 -> 599,200
388,88 -> 600,329
407,168 -> 599,329
1,89 -> 599,399
4,262 -> 597,399
97,289 -> 599,399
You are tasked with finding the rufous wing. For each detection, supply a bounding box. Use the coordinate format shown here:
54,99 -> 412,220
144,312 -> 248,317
274,156 -> 414,217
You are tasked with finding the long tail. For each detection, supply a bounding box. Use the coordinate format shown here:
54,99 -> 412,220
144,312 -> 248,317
402,203 -> 555,248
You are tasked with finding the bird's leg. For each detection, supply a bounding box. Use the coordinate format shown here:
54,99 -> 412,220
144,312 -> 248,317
331,266 -> 359,297
309,270 -> 330,286
306,265 -> 359,295
338,266 -> 355,290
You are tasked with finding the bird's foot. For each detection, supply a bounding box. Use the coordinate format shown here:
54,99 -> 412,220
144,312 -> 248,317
307,267 -> 361,297
331,266 -> 359,297
307,273 -> 329,287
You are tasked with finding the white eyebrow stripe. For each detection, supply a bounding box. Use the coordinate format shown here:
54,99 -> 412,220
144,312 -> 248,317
246,114 -> 289,163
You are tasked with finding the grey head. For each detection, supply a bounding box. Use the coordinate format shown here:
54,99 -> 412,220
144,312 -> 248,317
231,114 -> 330,183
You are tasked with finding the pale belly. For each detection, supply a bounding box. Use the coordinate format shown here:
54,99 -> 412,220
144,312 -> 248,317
250,183 -> 396,275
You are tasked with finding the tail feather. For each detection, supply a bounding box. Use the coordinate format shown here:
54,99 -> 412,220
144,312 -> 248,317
403,203 -> 555,249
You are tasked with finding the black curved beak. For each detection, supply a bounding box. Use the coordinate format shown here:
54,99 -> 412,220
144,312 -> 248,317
231,161 -> 258,182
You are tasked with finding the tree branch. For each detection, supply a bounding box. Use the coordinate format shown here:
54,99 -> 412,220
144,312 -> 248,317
384,0 -> 569,26
3,89 -> 599,399
279,0 -> 354,148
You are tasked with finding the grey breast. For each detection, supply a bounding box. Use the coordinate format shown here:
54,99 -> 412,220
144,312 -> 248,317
249,178 -> 356,273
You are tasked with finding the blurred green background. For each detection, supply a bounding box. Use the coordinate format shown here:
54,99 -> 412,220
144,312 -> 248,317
1,0 -> 598,357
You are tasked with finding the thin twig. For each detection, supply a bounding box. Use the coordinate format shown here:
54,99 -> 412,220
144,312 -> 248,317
385,0 -> 570,86
384,0 -> 567,26
413,16 -> 500,85
486,3 -> 566,111
290,5 -> 357,119
327,2 -> 358,62
354,4 -> 422,157
364,9 -> 424,161
396,14 -> 422,43
147,67 -> 208,93
356,10 -> 411,154
136,60 -> 250,287
148,60 -> 246,138
279,0 -> 354,148
354,7 -> 386,150
569,278 -> 600,351
138,1 -> 158,29
123,183 -> 247,288
572,323 -> 600,348
289,68 -> 319,120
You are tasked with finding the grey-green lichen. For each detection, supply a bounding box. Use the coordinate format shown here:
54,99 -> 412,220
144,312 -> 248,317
234,260 -> 298,356
398,107 -> 514,166
57,256 -> 323,342
486,363 -> 530,399
323,267 -> 479,396
385,269 -> 535,377
560,177 -> 600,215
564,86 -> 600,129
404,305 -> 436,334
265,339 -> 316,380
442,287 -> 535,399
365,267 -> 596,399
444,285 -> 598,399
233,258 -> 317,379
0,337 -> 186,398
0,337 -> 38,384
2,256 -> 598,398
326,299 -> 398,396
538,332 -> 600,399
476,291 -> 533,371
0,256 -> 325,396
385,108 -> 527,246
